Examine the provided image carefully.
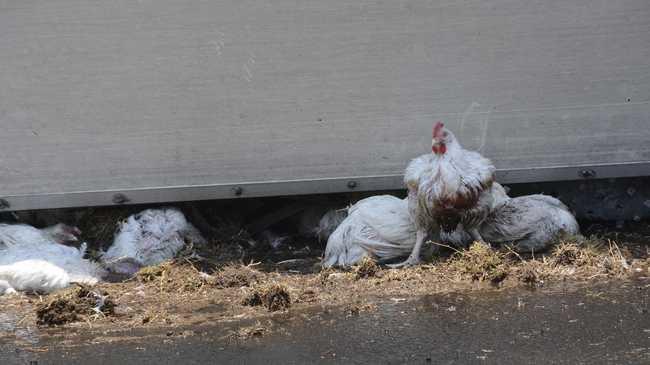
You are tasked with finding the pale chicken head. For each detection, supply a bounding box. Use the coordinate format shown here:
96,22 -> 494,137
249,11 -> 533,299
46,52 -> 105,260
43,223 -> 82,244
431,121 -> 457,155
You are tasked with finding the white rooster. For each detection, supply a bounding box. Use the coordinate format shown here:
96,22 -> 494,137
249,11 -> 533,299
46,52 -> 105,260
322,195 -> 421,267
444,183 -> 580,252
393,121 -> 496,267
102,208 -> 206,277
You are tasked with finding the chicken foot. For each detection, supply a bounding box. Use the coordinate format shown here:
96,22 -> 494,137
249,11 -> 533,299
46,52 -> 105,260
387,230 -> 426,268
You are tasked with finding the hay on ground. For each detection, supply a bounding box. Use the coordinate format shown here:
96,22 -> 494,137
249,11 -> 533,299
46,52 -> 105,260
448,242 -> 509,283
135,261 -> 210,292
212,264 -> 262,288
354,257 -> 380,279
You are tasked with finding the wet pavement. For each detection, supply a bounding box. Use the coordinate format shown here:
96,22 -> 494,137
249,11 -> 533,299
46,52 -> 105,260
2,280 -> 649,364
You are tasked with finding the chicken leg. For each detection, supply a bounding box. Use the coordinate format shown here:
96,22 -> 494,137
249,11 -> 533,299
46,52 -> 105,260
388,230 -> 426,268
468,227 -> 484,243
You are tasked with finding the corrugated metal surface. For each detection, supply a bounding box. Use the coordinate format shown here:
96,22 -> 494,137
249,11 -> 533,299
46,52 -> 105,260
1,0 -> 649,210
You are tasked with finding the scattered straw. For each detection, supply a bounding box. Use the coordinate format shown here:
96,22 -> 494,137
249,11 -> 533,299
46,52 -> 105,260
212,264 -> 261,288
135,261 -> 211,292
354,257 -> 380,279
448,242 -> 509,283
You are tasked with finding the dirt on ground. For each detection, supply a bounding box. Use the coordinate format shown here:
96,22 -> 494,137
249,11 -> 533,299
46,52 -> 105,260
241,283 -> 291,311
35,285 -> 116,326
1,216 -> 649,343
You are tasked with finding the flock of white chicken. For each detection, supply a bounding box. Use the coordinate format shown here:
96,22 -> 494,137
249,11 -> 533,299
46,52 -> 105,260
0,122 -> 579,295
323,122 -> 579,267
0,208 -> 204,295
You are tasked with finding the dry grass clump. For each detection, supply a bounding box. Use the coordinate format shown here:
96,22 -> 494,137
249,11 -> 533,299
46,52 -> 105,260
550,236 -> 630,276
512,260 -> 547,286
35,285 -> 115,326
551,238 -> 600,267
136,262 -> 171,283
242,283 -> 291,311
448,242 -> 509,283
212,264 -> 262,288
354,257 -> 380,279
507,235 -> 632,284
135,261 -> 210,292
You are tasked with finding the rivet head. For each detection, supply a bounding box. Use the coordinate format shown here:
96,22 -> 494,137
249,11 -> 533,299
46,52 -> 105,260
112,193 -> 130,205
579,169 -> 596,179
347,181 -> 358,189
0,199 -> 9,210
233,186 -> 243,196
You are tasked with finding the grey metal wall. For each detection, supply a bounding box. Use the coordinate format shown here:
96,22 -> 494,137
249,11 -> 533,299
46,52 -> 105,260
1,0 -> 649,210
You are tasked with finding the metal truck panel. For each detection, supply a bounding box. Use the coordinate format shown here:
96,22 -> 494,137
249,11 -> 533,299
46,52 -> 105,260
1,0 -> 649,210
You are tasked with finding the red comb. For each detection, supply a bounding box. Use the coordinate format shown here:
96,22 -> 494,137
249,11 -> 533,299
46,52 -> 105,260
433,121 -> 444,138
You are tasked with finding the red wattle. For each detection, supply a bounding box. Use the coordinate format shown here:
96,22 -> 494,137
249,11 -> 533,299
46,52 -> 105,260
432,144 -> 447,154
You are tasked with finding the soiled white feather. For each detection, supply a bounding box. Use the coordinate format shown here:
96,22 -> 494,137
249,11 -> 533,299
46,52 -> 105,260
323,196 -> 420,267
0,260 -> 71,294
443,183 -> 580,252
481,195 -> 580,252
103,208 -> 205,269
315,208 -> 348,243
404,150 -> 495,208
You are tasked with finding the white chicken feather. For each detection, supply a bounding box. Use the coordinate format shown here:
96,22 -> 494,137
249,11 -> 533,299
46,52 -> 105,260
102,208 -> 206,274
322,195 -> 422,267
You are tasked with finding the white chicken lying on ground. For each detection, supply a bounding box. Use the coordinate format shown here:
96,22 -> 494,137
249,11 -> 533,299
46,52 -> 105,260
0,242 -> 104,287
322,195 -> 423,267
443,183 -> 580,252
0,223 -> 104,294
0,260 -> 72,294
0,223 -> 81,247
101,208 -> 206,277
